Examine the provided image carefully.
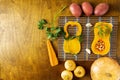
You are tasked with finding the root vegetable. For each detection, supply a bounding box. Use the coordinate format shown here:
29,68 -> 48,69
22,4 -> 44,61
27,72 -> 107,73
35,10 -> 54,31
47,39 -> 58,66
81,2 -> 93,16
64,60 -> 76,71
69,3 -> 82,17
94,3 -> 109,16
61,70 -> 73,80
74,66 -> 86,78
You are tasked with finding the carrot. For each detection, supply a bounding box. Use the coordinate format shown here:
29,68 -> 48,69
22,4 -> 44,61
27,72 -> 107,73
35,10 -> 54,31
47,39 -> 58,66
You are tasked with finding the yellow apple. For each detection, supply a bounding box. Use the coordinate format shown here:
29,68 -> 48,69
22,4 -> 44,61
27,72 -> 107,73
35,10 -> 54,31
61,70 -> 73,80
64,60 -> 76,71
74,66 -> 86,78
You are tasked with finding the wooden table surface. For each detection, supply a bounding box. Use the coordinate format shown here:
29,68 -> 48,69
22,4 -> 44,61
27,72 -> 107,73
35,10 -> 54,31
0,0 -> 120,80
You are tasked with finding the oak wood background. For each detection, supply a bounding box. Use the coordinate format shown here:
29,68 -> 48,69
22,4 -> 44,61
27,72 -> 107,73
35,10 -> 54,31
0,0 -> 120,80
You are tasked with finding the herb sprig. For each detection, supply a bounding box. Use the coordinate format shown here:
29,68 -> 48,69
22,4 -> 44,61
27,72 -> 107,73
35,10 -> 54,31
38,5 -> 83,42
64,35 -> 83,42
38,19 -> 47,29
38,5 -> 67,40
96,25 -> 112,37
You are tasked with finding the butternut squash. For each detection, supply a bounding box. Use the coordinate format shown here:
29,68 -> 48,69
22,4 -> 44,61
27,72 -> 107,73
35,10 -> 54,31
91,22 -> 112,55
64,21 -> 82,38
47,39 -> 58,66
63,21 -> 82,54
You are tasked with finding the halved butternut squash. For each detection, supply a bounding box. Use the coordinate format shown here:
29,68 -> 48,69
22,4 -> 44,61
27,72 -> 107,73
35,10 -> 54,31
91,22 -> 112,55
63,38 -> 81,54
63,21 -> 82,54
64,21 -> 82,38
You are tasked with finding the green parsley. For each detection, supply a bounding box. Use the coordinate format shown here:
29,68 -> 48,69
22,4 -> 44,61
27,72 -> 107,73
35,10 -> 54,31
64,35 -> 83,42
46,27 -> 63,40
38,5 -> 67,40
95,25 -> 112,37
38,19 -> 47,29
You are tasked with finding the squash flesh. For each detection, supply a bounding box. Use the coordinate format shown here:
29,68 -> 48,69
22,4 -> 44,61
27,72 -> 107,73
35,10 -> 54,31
68,38 -> 81,54
64,21 -> 82,38
63,21 -> 82,54
91,22 -> 112,55
63,40 -> 70,53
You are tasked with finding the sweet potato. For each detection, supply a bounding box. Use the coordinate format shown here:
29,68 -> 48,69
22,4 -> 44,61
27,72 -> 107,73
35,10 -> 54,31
81,2 -> 93,16
94,3 -> 109,16
69,3 -> 82,17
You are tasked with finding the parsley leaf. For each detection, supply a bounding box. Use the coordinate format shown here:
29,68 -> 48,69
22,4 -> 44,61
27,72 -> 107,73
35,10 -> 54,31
38,5 -> 67,40
64,35 -> 83,43
64,36 -> 76,40
95,25 -> 112,37
38,19 -> 47,29
47,32 -> 53,39
46,27 -> 64,40
78,35 -> 83,42
45,27 -> 51,32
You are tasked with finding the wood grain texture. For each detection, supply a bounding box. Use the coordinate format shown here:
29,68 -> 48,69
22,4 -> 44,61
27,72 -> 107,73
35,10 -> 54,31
0,0 -> 119,80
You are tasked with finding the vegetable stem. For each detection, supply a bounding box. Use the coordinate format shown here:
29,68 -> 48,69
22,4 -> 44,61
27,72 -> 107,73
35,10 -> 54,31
53,5 -> 67,26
